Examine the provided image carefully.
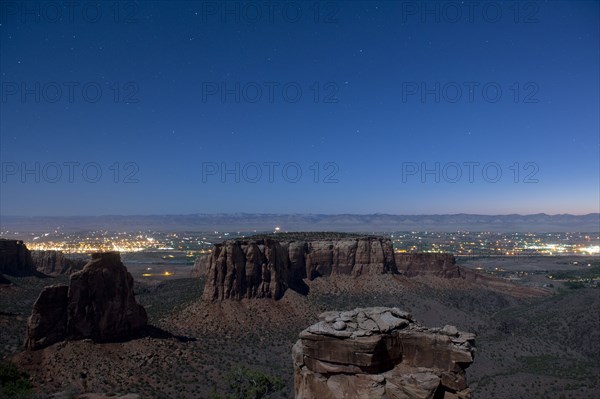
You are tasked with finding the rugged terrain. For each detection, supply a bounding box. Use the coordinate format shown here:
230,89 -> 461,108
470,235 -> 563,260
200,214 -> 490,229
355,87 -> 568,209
0,239 -> 86,280
1,242 -> 598,398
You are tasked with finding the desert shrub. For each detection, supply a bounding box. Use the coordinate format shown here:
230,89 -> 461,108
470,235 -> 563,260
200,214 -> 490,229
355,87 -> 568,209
0,361 -> 33,398
563,281 -> 585,289
210,365 -> 285,399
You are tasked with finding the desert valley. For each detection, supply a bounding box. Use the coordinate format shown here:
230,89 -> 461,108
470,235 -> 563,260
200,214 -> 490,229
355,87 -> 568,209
1,232 -> 598,398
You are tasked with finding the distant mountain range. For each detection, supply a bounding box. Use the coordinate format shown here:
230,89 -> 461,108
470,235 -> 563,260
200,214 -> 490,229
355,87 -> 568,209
1,213 -> 598,233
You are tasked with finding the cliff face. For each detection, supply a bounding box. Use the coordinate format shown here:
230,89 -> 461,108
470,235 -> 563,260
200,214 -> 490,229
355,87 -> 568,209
395,253 -> 461,278
0,240 -> 86,277
202,239 -> 290,301
0,239 -> 35,276
25,252 -> 147,350
202,237 -> 397,301
293,307 -> 475,399
190,254 -> 209,277
30,250 -> 87,275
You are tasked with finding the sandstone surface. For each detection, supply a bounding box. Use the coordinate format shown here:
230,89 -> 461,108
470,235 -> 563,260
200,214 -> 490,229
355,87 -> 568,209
293,307 -> 475,399
24,252 -> 147,350
203,236 -> 397,301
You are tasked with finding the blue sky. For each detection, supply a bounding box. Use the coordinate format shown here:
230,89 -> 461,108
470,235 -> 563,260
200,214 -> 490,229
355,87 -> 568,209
1,1 -> 598,216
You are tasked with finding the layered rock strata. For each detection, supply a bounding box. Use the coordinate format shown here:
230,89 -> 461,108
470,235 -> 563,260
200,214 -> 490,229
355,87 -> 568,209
395,253 -> 461,278
293,307 -> 475,399
31,250 -> 87,275
24,252 -> 147,350
202,236 -> 397,301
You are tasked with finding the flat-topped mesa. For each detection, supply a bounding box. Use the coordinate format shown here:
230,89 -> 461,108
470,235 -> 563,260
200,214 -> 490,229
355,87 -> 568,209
1,239 -> 87,278
30,250 -> 87,276
25,252 -> 147,350
202,235 -> 397,301
395,253 -> 461,278
293,307 -> 476,399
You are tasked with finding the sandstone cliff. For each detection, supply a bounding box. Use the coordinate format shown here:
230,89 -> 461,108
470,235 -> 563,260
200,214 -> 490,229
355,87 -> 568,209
190,254 -> 209,277
0,239 -> 35,276
293,307 -> 475,399
31,250 -> 87,275
202,236 -> 397,301
24,252 -> 147,350
395,253 -> 461,278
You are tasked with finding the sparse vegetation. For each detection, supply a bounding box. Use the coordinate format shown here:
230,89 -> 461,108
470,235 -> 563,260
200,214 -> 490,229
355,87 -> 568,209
209,365 -> 285,399
3,257 -> 599,398
0,361 -> 33,398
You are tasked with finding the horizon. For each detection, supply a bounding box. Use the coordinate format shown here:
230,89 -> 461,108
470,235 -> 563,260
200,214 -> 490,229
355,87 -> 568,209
2,211 -> 599,217
2,212 -> 598,235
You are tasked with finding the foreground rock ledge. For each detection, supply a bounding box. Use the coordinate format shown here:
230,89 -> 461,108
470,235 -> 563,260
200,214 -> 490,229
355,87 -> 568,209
292,307 -> 475,399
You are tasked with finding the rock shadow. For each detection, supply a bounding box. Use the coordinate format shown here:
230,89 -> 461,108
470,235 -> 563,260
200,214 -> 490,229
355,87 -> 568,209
288,278 -> 310,296
142,325 -> 197,343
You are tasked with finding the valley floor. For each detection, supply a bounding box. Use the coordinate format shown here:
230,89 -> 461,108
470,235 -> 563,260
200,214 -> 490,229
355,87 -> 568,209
1,267 -> 599,398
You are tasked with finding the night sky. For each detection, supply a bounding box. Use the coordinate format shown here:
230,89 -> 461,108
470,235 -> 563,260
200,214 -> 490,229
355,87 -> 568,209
1,1 -> 598,216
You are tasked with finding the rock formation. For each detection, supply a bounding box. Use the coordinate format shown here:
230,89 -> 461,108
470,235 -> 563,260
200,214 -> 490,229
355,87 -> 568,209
395,253 -> 461,278
293,307 -> 475,399
0,238 -> 35,276
202,236 -> 397,301
31,250 -> 87,275
24,252 -> 147,350
190,254 -> 209,277
23,285 -> 69,349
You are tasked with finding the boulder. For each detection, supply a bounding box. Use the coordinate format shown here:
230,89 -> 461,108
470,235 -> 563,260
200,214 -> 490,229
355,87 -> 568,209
293,307 -> 475,399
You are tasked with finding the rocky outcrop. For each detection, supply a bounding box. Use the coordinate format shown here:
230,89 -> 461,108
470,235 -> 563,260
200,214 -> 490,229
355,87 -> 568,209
395,253 -> 461,278
0,239 -> 35,276
202,236 -> 397,301
293,307 -> 475,399
24,252 -> 147,350
190,254 -> 209,277
202,239 -> 289,301
51,393 -> 139,399
24,285 -> 69,349
31,250 -> 87,275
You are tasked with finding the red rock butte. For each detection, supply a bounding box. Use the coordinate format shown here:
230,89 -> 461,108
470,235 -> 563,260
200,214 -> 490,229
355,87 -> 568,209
200,234 -> 460,301
24,252 -> 147,350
